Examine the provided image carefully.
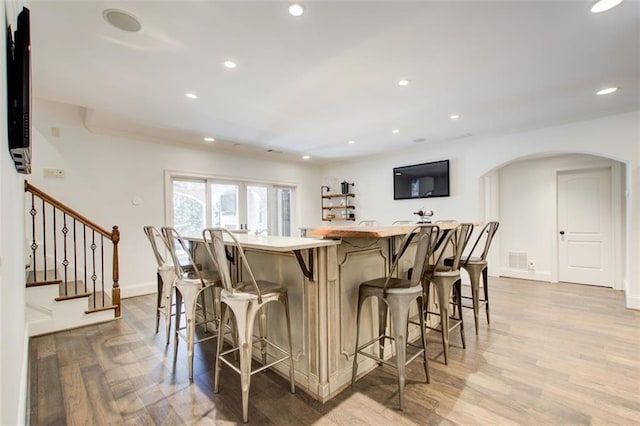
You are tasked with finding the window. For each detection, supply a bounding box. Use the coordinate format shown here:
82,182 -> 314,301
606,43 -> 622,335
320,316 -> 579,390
167,173 -> 296,237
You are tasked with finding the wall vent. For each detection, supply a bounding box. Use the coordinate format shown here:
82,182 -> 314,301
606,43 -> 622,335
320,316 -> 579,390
508,252 -> 528,270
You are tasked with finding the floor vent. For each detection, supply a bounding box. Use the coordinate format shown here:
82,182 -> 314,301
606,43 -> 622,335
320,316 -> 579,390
508,252 -> 528,270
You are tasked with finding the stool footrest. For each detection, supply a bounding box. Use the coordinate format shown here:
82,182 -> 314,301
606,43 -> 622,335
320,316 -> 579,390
219,337 -> 292,377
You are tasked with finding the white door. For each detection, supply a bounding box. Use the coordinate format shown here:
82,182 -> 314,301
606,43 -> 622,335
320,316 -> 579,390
557,168 -> 612,287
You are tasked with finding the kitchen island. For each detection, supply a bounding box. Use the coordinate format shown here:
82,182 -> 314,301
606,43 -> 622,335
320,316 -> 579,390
188,224 -> 455,402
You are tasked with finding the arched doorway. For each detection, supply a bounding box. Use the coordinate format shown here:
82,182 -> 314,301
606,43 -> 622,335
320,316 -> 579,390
480,152 -> 626,290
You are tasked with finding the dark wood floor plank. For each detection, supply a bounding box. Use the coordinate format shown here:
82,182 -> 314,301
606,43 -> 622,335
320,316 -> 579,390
28,277 -> 640,425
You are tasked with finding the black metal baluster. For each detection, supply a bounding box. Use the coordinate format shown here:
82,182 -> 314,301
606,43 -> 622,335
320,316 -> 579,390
53,207 -> 58,280
73,219 -> 78,294
42,199 -> 47,279
101,236 -> 105,307
83,226 -> 87,294
62,213 -> 69,296
29,193 -> 37,278
91,230 -> 97,309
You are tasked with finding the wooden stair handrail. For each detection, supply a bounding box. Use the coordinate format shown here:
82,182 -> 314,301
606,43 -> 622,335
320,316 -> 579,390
25,180 -> 121,317
25,181 -> 112,239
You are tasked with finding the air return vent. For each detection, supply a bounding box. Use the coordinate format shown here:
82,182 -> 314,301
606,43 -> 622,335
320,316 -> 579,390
508,252 -> 528,270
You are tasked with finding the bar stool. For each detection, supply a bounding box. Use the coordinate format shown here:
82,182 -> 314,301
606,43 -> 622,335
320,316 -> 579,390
161,227 -> 222,381
352,225 -> 439,410
423,223 -> 473,365
202,228 -> 295,423
143,226 -> 176,344
444,221 -> 500,334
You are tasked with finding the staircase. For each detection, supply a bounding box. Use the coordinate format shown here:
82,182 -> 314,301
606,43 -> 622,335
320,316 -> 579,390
24,181 -> 121,336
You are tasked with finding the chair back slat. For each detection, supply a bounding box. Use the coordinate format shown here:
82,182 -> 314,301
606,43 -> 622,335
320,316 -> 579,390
203,228 -> 263,303
143,226 -> 169,267
464,221 -> 500,263
409,225 -> 441,287
161,227 -> 206,286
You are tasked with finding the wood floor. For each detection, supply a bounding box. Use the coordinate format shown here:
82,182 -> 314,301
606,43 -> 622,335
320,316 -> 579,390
28,277 -> 640,425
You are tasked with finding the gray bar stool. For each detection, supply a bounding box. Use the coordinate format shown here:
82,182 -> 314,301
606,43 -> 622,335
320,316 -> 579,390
143,226 -> 176,344
445,221 -> 500,334
202,228 -> 295,423
351,224 -> 439,410
161,227 -> 222,381
424,223 -> 473,365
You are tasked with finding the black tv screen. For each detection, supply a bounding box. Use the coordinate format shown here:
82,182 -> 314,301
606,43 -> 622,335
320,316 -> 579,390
6,7 -> 31,174
393,160 -> 450,200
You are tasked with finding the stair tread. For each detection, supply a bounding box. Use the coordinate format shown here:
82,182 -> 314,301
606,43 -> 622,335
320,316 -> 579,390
58,279 -> 86,297
26,269 -> 62,286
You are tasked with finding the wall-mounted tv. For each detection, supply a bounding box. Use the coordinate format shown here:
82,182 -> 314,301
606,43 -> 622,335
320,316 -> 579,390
6,7 -> 31,174
393,160 -> 450,200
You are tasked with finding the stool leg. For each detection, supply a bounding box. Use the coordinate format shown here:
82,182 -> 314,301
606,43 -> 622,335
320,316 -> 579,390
468,267 -> 481,335
483,267 -> 490,324
390,297 -> 408,410
214,303 -> 227,393
180,285 -> 201,382
239,302 -> 258,423
378,297 -> 388,364
173,288 -> 182,368
435,279 -> 453,365
164,279 -> 173,344
456,279 -> 466,349
418,296 -> 430,383
259,306 -> 268,366
351,290 -> 366,385
281,295 -> 296,393
155,273 -> 162,334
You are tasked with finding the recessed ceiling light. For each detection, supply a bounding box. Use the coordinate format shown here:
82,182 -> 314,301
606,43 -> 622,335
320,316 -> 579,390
591,0 -> 624,13
392,129 -> 400,134
103,9 -> 142,32
398,79 -> 410,87
450,114 -> 460,120
223,60 -> 237,69
185,93 -> 198,99
302,155 -> 311,160
288,3 -> 305,17
204,137 -> 215,142
348,140 -> 355,144
596,87 -> 618,95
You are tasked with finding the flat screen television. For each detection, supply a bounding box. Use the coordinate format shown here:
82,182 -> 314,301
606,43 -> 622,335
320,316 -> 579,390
6,7 -> 31,174
393,160 -> 450,200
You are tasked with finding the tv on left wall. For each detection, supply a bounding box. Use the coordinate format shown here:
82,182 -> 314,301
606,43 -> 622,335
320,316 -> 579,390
6,6 -> 31,174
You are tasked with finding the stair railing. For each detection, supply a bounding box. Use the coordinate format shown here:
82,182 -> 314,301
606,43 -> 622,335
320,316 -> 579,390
24,181 -> 121,317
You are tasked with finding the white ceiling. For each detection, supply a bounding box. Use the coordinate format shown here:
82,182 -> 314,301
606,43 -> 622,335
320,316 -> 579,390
30,1 -> 640,163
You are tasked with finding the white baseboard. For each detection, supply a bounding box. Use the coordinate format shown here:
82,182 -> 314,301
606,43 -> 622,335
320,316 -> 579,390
625,293 -> 640,310
499,267 -> 551,282
120,281 -> 156,299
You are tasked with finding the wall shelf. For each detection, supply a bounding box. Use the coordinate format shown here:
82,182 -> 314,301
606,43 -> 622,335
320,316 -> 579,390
321,186 -> 355,221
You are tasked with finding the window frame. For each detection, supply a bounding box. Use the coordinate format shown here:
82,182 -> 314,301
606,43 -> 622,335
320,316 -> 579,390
164,170 -> 298,236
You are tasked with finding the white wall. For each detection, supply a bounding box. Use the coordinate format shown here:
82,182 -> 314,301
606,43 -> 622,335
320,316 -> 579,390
1,1 -> 29,424
498,154 -> 624,285
29,99 -> 324,297
320,111 -> 640,308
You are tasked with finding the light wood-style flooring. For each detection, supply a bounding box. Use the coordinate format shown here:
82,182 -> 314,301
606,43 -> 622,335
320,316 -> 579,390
28,277 -> 640,425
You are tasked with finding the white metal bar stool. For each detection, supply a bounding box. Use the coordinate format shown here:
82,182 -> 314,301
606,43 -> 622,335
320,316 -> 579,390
351,225 -> 439,410
161,227 -> 222,381
445,221 -> 500,334
143,226 -> 176,344
203,228 -> 295,423
424,223 -> 473,365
